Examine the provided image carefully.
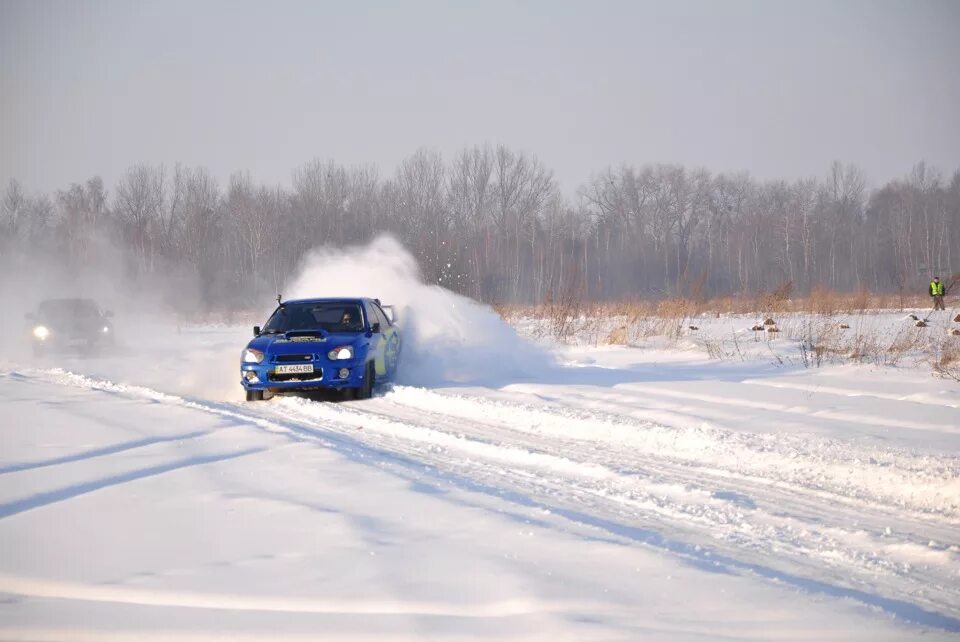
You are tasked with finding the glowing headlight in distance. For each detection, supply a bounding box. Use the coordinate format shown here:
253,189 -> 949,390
102,326 -> 110,333
33,326 -> 49,340
328,346 -> 353,360
242,348 -> 265,363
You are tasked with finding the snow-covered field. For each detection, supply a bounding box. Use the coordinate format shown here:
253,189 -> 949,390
1,243 -> 958,640
1,315 -> 958,640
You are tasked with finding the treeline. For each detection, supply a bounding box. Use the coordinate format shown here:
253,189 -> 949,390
1,145 -> 958,309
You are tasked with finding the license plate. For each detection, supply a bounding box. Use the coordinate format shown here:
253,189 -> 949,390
275,364 -> 314,375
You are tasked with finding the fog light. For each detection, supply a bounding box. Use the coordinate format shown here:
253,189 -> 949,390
244,371 -> 260,384
338,368 -> 350,379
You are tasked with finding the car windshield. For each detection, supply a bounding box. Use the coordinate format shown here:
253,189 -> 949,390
37,299 -> 100,321
261,302 -> 364,334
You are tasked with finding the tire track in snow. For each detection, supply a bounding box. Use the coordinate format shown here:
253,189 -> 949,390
0,573 -> 598,618
365,386 -> 960,595
260,392 -> 960,625
612,383 -> 960,434
742,377 -> 960,408
373,389 -> 960,544
6,367 -> 960,629
380,386 -> 960,519
0,448 -> 264,520
0,430 -> 212,476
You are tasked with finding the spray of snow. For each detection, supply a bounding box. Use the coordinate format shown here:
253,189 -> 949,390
285,236 -> 553,386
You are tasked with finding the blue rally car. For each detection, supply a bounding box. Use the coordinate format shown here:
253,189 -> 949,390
240,297 -> 400,401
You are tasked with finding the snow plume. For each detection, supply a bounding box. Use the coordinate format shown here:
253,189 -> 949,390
286,235 -> 553,386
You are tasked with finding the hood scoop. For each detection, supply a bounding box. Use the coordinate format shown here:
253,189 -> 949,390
282,329 -> 328,341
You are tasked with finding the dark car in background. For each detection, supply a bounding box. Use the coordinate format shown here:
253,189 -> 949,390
26,298 -> 114,356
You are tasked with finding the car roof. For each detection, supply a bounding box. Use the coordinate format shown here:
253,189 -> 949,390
38,298 -> 101,310
280,297 -> 373,306
40,297 -> 100,305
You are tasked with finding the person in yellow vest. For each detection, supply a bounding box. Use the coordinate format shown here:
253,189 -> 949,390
929,276 -> 946,310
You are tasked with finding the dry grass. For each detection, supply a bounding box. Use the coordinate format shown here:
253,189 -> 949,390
498,289 -> 942,325
808,286 -> 842,316
885,327 -> 926,366
932,337 -> 960,381
605,326 -> 629,345
501,288 -> 956,373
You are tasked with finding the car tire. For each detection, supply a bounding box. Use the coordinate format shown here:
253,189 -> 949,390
358,362 -> 374,400
246,389 -> 264,402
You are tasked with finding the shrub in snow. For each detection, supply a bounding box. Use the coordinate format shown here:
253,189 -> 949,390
605,326 -> 629,345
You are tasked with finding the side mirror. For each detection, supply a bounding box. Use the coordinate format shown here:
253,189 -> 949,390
371,322 -> 381,334
253,326 -> 261,337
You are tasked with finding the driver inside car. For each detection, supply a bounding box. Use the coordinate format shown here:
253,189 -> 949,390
339,310 -> 360,331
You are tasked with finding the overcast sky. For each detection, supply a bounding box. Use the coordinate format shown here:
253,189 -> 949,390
2,0 -> 959,196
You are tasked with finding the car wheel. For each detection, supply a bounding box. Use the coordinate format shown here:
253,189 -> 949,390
358,362 -> 375,400
246,389 -> 264,402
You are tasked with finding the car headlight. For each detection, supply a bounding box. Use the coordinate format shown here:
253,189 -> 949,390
328,346 -> 353,360
33,326 -> 50,340
102,326 -> 110,333
242,348 -> 265,363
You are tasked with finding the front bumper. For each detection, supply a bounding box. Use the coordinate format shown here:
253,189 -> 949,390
240,359 -> 366,392
33,332 -> 111,350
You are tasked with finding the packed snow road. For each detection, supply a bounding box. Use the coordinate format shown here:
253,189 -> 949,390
1,323 -> 959,641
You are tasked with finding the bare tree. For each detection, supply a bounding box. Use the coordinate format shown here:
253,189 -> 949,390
115,164 -> 166,273
394,149 -> 448,283
55,177 -> 109,269
2,146 -> 956,308
448,145 -> 494,297
1,179 -> 25,247
491,145 -> 555,299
